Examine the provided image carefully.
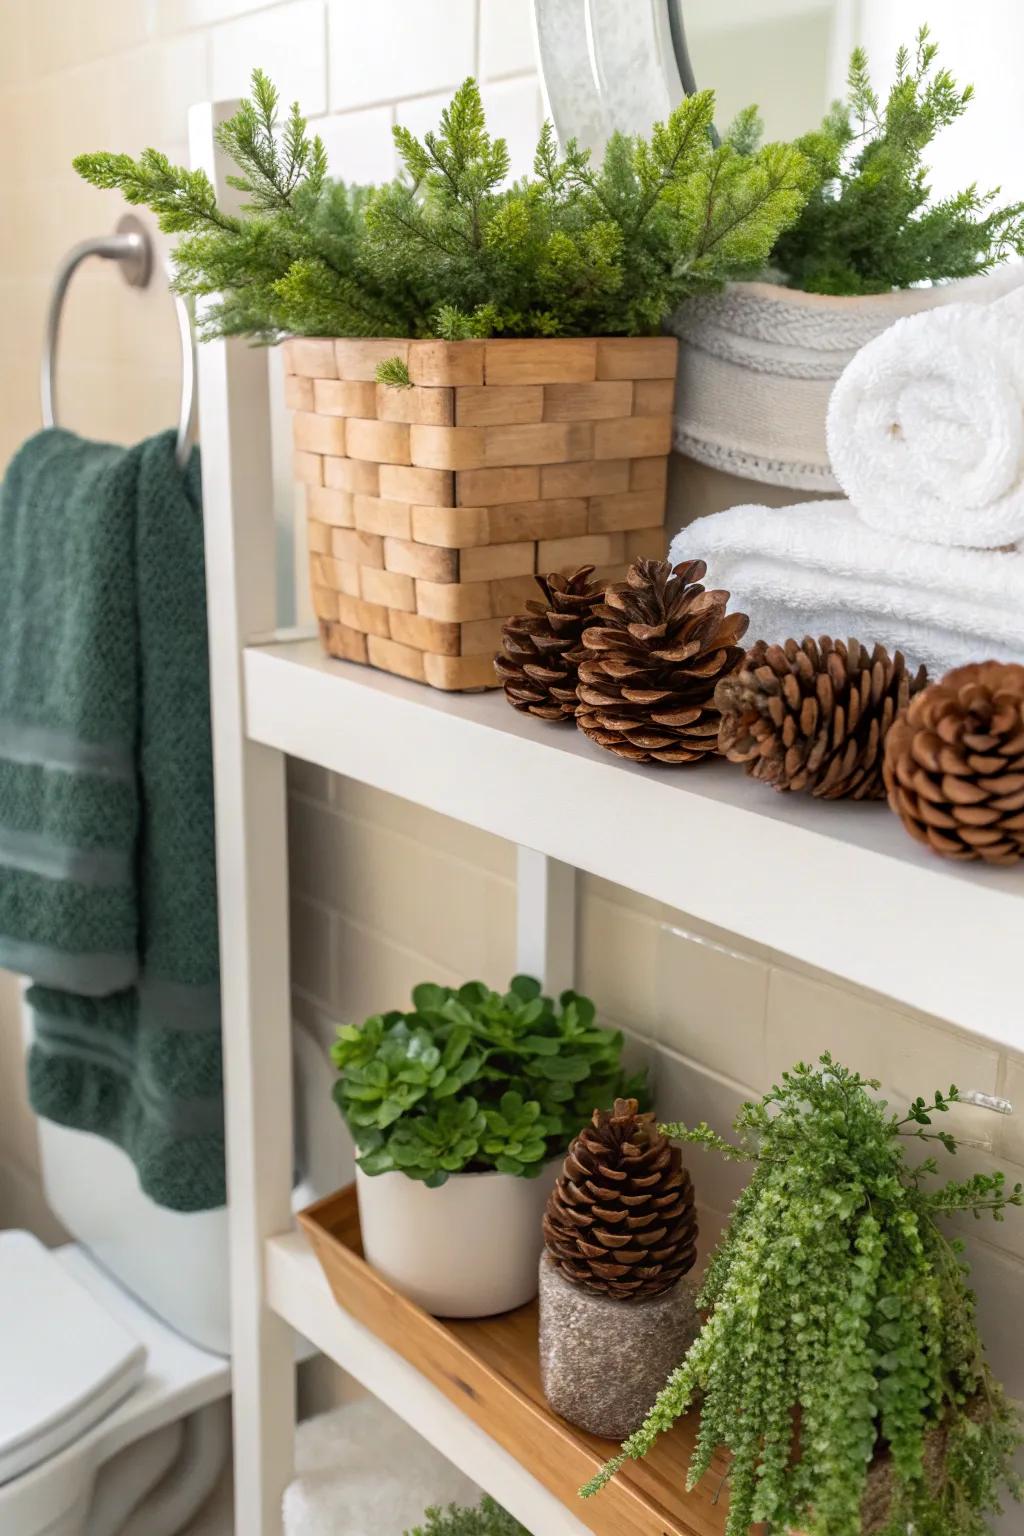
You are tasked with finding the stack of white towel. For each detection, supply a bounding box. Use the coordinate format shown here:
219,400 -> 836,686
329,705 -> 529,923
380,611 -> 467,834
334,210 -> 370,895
669,282 -> 1024,676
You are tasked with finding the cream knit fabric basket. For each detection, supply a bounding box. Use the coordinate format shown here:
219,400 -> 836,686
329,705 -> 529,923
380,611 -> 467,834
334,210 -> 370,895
668,269 -> 1024,493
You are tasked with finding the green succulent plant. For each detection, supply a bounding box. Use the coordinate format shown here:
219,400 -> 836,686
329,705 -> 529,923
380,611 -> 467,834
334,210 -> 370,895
332,976 -> 645,1187
583,1054 -> 1023,1536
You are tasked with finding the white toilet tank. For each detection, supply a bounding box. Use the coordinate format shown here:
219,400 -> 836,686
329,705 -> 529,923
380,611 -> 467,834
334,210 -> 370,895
31,1013 -> 350,1354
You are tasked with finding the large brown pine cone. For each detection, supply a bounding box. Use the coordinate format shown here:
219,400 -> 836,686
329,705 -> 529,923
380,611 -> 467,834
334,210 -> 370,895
494,566 -> 605,721
883,661 -> 1024,864
716,636 -> 928,800
575,559 -> 748,764
543,1098 -> 697,1300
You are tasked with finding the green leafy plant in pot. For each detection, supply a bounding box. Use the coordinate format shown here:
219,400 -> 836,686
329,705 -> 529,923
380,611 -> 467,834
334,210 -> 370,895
582,1054 -> 1023,1536
331,975 -> 646,1318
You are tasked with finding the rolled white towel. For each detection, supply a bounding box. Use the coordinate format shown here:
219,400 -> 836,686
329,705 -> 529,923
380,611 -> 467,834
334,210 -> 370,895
826,285 -> 1024,550
668,500 -> 1024,677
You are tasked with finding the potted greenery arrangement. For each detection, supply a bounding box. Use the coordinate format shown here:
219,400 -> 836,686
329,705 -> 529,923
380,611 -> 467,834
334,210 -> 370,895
582,1054 -> 1024,1536
330,975 -> 645,1317
671,26 -> 1024,502
74,73 -> 809,690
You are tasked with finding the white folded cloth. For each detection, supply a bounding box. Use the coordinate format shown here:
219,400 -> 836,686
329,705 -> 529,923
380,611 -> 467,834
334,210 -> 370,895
669,500 -> 1024,677
826,284 -> 1024,550
283,1397 -> 481,1536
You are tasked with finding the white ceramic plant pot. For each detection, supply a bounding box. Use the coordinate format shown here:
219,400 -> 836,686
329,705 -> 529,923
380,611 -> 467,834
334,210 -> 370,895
355,1160 -> 560,1318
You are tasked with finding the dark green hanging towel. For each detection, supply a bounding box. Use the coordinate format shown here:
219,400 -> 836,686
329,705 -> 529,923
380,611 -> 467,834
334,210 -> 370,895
0,428 -> 223,1211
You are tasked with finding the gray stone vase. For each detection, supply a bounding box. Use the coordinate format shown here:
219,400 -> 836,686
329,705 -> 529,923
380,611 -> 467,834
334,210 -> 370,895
537,1253 -> 701,1440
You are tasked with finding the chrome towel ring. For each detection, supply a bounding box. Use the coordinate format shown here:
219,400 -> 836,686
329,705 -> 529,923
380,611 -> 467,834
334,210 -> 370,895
40,214 -> 195,471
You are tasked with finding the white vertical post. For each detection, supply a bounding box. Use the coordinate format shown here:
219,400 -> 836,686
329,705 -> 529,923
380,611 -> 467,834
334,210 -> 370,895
515,847 -> 577,995
190,101 -> 295,1536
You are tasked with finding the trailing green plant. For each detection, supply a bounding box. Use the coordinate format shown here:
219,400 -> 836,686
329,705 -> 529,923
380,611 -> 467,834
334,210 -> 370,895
73,70 -> 810,343
404,1496 -> 529,1536
773,26 -> 1024,294
331,975 -> 646,1186
581,1054 -> 1023,1536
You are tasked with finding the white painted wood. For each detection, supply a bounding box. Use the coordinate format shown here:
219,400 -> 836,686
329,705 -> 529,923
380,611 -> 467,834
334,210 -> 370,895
189,102 -> 296,1536
244,638 -> 1024,1048
265,1231 -> 593,1536
516,847 -> 577,995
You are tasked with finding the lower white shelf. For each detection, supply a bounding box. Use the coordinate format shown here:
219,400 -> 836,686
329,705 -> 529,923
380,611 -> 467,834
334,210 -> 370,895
265,1230 -> 593,1536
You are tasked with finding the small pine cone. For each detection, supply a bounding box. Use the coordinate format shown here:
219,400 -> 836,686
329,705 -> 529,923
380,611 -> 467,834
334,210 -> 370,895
883,661 -> 1024,864
716,636 -> 928,800
543,1098 -> 697,1301
575,558 -> 748,765
494,566 -> 605,722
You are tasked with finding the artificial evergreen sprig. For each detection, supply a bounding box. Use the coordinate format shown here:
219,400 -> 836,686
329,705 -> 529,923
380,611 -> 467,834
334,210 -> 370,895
774,26 -> 1024,294
74,71 -> 811,343
582,1054 -> 1023,1536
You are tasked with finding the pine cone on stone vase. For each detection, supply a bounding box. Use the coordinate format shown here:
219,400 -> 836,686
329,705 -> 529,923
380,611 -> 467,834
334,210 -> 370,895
575,559 -> 749,764
543,1098 -> 697,1300
494,566 -> 605,722
716,636 -> 928,801
883,661 -> 1024,865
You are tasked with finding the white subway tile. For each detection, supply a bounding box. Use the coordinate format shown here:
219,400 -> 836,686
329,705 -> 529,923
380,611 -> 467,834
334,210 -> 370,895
479,0 -> 537,79
655,921 -> 768,1088
311,105 -> 397,185
157,0 -> 284,31
210,0 -> 327,115
327,0 -> 474,112
479,75 -> 543,181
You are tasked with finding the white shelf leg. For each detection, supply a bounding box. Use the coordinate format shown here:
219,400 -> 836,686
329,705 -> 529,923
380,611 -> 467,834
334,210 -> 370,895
190,100 -> 295,1536
515,847 -> 577,994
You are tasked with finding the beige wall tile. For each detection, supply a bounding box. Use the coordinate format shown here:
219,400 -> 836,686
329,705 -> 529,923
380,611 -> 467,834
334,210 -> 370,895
330,911 -> 465,1025
764,968 -> 1000,1114
290,896 -> 335,1005
655,922 -> 768,1089
331,777 -> 515,878
645,1046 -> 752,1219
577,890 -> 659,1037
996,1051 -> 1024,1165
287,755 -> 331,803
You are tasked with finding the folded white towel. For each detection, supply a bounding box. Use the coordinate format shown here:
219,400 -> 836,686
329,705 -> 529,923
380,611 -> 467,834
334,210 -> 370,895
669,500 -> 1024,676
826,285 -> 1024,549
283,1397 -> 481,1536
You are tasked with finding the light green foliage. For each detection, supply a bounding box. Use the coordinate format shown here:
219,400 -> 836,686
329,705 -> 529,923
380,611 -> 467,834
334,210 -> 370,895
581,1055 -> 1023,1536
774,26 -> 1024,294
331,976 -> 646,1187
404,1496 -> 530,1536
375,355 -> 412,389
74,71 -> 810,341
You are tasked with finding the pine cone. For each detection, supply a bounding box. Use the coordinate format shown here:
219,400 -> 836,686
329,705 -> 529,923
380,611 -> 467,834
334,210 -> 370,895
543,1098 -> 697,1301
575,559 -> 748,764
494,566 -> 605,721
716,636 -> 928,801
884,661 -> 1024,865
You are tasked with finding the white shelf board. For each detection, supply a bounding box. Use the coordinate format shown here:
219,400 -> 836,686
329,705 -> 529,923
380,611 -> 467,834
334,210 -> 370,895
245,637 -> 1024,1049
265,1230 -> 592,1536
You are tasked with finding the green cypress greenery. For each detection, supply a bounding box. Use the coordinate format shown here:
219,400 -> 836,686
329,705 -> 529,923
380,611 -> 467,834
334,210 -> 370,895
774,26 -> 1024,295
73,70 -> 810,344
581,1055 -> 1023,1536
404,1497 -> 529,1536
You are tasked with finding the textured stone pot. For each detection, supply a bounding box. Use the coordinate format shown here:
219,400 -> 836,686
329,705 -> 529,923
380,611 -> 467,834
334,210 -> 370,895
355,1160 -> 559,1319
537,1252 -> 700,1439
666,267 -> 1024,500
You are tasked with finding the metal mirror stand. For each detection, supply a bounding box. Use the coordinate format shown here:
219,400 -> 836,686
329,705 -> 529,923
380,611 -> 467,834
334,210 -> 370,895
41,213 -> 195,471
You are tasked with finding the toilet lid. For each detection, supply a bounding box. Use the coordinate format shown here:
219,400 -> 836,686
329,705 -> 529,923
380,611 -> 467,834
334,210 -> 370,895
0,1231 -> 146,1484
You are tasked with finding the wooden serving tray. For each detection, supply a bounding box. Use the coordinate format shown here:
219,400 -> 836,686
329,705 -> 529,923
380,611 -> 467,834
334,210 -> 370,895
298,1185 -> 731,1536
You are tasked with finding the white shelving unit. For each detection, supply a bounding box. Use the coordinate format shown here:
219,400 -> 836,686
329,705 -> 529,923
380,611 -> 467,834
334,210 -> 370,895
189,101 -> 1024,1536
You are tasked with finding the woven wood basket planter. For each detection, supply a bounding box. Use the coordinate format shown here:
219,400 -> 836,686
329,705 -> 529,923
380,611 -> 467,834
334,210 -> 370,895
283,334 -> 678,690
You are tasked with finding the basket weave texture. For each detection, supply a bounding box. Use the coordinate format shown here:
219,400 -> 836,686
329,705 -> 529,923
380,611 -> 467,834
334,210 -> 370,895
284,334 -> 678,690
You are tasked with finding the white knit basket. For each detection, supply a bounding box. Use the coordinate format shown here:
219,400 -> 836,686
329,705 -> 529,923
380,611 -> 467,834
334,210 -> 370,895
668,268 -> 1024,493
